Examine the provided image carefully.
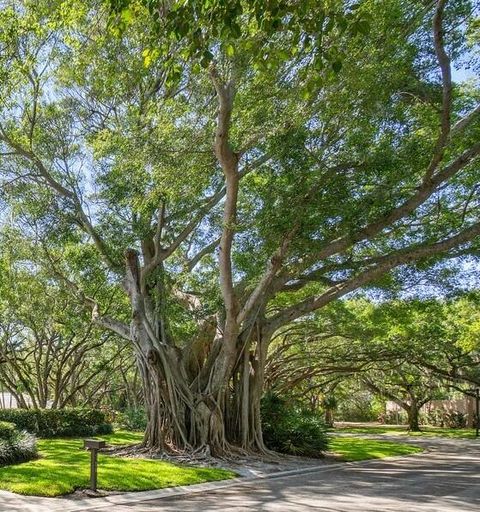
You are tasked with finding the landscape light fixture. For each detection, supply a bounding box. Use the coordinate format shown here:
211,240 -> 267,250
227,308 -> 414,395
83,439 -> 106,491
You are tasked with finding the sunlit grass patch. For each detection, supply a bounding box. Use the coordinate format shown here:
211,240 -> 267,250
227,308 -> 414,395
335,425 -> 477,439
0,431 -> 235,496
329,436 -> 423,461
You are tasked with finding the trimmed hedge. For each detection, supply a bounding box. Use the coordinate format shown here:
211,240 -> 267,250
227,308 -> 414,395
0,408 -> 113,438
0,421 -> 37,466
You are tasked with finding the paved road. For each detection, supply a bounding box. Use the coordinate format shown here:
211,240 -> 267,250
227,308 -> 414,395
88,437 -> 480,512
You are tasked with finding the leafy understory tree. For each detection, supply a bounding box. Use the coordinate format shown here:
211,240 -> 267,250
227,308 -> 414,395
362,367 -> 443,431
265,294 -> 480,428
0,0 -> 478,454
0,234 -> 132,409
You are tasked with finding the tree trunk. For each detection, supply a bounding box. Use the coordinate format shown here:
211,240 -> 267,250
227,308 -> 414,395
325,408 -> 334,428
133,324 -> 270,455
406,403 -> 421,432
123,247 -> 272,456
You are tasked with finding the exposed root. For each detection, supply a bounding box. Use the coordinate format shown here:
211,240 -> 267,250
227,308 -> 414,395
100,442 -> 329,479
103,442 -> 282,465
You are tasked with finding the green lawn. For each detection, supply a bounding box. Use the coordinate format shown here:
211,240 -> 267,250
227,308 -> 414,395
329,436 -> 423,461
0,431 -> 235,497
0,430 -> 426,496
335,425 -> 478,439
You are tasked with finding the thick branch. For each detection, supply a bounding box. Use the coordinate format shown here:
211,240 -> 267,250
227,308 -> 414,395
186,237 -> 221,271
238,225 -> 298,324
423,0 -> 452,181
211,65 -> 240,322
283,141 -> 480,284
91,305 -> 131,341
268,221 -> 480,330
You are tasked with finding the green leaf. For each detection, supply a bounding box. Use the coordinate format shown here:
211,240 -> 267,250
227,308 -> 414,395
226,43 -> 235,58
332,60 -> 342,73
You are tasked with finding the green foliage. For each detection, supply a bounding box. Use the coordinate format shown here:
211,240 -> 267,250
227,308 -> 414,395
109,0 -> 371,78
0,408 -> 113,438
321,395 -> 338,410
0,232 -> 131,412
0,421 -> 16,440
0,432 -> 234,496
261,393 -> 328,457
115,407 -> 147,431
0,0 -> 478,451
0,422 -> 37,466
336,393 -> 384,423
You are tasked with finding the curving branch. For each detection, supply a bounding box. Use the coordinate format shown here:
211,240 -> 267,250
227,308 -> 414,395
185,236 -> 221,271
280,140 -> 480,286
267,221 -> 480,331
237,225 -> 299,325
0,130 -> 121,272
423,0 -> 452,182
210,64 -> 240,327
41,243 -> 131,341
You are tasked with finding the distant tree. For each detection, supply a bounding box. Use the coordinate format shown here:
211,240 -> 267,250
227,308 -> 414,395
0,233 -> 132,409
266,294 -> 480,429
362,366 -> 443,431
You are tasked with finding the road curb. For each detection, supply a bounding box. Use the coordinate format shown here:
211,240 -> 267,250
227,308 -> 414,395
59,449 -> 429,512
0,443 -> 428,512
60,462 -> 344,512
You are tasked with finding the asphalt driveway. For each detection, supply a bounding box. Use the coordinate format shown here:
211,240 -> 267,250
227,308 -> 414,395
88,436 -> 480,512
0,436 -> 478,512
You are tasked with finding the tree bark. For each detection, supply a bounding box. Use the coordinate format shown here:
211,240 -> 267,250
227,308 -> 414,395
406,403 -> 421,432
135,331 -> 269,454
122,246 -> 271,455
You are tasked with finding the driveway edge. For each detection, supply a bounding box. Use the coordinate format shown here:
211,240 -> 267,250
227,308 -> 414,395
1,447 -> 427,512
61,450 -> 428,512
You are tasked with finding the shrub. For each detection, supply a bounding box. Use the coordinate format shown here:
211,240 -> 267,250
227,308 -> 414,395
115,408 -> 147,431
444,411 -> 467,429
0,408 -> 113,438
0,421 -> 16,440
422,409 -> 467,428
381,410 -> 408,425
0,425 -> 37,466
261,393 -> 328,457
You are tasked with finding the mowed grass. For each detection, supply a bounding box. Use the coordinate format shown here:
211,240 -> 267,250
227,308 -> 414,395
0,431 -> 235,496
329,436 -> 423,461
335,425 -> 478,439
0,430 -> 426,496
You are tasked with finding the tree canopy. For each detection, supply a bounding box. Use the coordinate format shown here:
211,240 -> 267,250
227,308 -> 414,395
0,0 -> 478,453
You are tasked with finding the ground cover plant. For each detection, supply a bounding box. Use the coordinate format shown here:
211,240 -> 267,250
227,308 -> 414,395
0,421 -> 37,466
